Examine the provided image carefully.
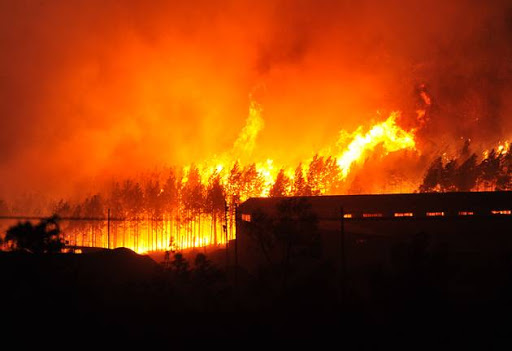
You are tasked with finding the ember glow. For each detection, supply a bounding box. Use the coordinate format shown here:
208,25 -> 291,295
1,1 -> 512,252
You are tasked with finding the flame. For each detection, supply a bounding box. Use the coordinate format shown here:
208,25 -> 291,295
483,141 -> 510,159
335,112 -> 416,178
497,141 -> 510,155
416,87 -> 432,127
232,99 -> 264,157
20,99 -> 419,254
190,102 -> 417,202
420,91 -> 431,106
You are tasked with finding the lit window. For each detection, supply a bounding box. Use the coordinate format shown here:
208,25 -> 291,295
363,213 -> 383,218
458,211 -> 474,216
426,212 -> 444,217
394,212 -> 413,217
241,214 -> 252,222
343,214 -> 352,219
491,210 -> 511,215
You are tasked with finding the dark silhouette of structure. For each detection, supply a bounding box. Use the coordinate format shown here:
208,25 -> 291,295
236,191 -> 512,271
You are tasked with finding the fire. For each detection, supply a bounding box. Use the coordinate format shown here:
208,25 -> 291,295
497,141 -> 510,156
232,99 -> 265,157
3,99 -> 419,254
193,102 -> 417,201
416,85 -> 432,127
335,112 -> 416,179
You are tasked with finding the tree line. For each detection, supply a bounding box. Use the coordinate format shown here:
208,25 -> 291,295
419,144 -> 512,192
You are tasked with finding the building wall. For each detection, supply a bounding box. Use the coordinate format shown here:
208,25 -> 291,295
236,192 -> 512,272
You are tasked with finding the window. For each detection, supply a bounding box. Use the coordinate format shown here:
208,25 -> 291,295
426,212 -> 444,217
241,214 -> 252,222
458,211 -> 474,216
394,212 -> 413,217
491,210 -> 511,215
343,213 -> 352,219
363,213 -> 383,218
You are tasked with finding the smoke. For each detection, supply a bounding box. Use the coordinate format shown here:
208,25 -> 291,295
1,0 -> 512,200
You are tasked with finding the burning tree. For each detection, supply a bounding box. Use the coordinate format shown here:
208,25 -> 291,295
419,142 -> 511,192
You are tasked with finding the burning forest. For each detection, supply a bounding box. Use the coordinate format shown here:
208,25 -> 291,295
1,0 -> 512,252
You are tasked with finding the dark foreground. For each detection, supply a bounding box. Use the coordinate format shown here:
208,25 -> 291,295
1,247 -> 512,348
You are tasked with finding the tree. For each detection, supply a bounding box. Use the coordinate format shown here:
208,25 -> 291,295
269,169 -> 290,197
170,253 -> 190,281
4,215 -> 64,253
226,161 -> 242,204
245,198 -> 320,283
478,149 -> 500,190
419,157 -> 443,192
121,180 -> 144,250
440,159 -> 458,192
182,166 -> 205,246
206,173 -> 225,245
161,169 -> 180,248
274,198 -> 320,265
307,155 -> 325,195
193,253 -> 222,287
84,194 -> 105,247
292,163 -> 312,196
240,163 -> 264,200
108,182 -> 124,248
496,150 -> 512,190
144,178 -> 164,251
454,154 -> 478,191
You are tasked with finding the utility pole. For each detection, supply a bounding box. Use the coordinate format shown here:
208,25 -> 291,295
224,200 -> 229,269
107,208 -> 111,249
234,203 -> 239,293
340,206 -> 346,306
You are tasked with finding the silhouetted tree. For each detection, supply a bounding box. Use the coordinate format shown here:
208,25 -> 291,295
419,157 -> 443,192
206,173 -> 225,245
307,155 -> 325,195
193,253 -> 222,287
292,163 -> 312,196
245,209 -> 277,266
4,215 -> 64,253
478,149 -> 500,190
84,194 -> 105,247
245,198 -> 319,290
108,182 -> 124,248
460,139 -> 471,158
52,199 -> 72,245
68,203 -> 86,246
496,151 -> 512,190
121,180 -> 144,250
274,198 -> 320,264
226,161 -> 242,204
240,163 -> 264,200
144,178 -> 164,250
161,169 -> 180,247
269,169 -> 290,197
170,253 -> 190,281
454,154 -> 478,191
306,155 -> 339,195
440,159 -> 458,192
182,166 -> 205,246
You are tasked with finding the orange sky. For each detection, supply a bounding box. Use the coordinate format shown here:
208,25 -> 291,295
1,0 -> 511,199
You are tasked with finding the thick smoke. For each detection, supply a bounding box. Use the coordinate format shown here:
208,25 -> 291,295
1,0 -> 512,200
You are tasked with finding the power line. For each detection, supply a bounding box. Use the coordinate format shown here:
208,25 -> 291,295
0,215 -> 148,222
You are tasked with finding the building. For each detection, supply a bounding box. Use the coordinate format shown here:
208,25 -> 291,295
236,191 -> 512,271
